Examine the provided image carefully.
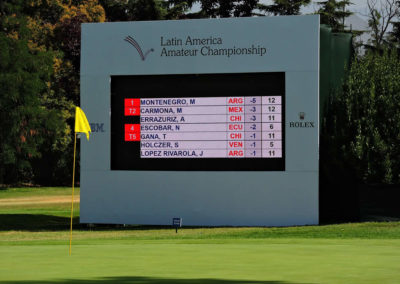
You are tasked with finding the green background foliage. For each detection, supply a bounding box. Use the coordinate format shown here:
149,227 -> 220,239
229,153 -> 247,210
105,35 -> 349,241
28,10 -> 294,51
259,0 -> 311,16
316,0 -> 353,32
0,15 -> 59,184
322,51 -> 400,184
0,0 -> 399,190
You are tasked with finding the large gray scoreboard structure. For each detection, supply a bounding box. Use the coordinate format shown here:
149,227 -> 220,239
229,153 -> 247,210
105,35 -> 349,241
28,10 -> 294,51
80,15 -> 320,226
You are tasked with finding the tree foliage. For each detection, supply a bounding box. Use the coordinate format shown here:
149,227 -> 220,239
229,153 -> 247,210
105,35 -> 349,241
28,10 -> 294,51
389,20 -> 400,49
0,15 -> 59,183
99,0 -> 315,20
366,0 -> 399,51
99,0 -> 192,21
0,1 -> 105,185
258,0 -> 311,16
2,0 -> 400,188
99,0 -> 261,20
322,51 -> 400,184
387,1 -> 400,50
316,0 -> 353,32
194,0 -> 259,17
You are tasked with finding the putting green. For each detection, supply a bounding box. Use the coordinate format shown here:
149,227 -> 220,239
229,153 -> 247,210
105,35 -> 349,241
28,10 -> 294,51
1,187 -> 399,283
0,238 -> 399,283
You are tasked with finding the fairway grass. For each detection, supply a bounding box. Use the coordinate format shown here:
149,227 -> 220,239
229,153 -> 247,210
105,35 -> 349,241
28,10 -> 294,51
0,187 -> 400,283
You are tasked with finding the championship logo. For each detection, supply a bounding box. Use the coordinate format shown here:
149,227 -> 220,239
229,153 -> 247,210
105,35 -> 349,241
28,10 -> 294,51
124,36 -> 154,61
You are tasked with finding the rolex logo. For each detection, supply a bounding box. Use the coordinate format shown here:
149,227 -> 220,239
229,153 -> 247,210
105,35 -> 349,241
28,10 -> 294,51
289,112 -> 315,128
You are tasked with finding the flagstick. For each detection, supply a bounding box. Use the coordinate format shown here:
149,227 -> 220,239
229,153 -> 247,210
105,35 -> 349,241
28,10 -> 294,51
69,133 -> 77,256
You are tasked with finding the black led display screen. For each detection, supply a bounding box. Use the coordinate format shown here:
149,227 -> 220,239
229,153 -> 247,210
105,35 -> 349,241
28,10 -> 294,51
111,73 -> 285,171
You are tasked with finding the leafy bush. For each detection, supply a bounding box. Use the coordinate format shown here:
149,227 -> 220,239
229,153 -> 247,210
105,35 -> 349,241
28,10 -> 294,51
322,51 -> 400,184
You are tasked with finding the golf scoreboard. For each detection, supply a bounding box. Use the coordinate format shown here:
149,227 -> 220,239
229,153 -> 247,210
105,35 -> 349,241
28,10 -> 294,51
111,73 -> 285,171
80,16 -> 320,226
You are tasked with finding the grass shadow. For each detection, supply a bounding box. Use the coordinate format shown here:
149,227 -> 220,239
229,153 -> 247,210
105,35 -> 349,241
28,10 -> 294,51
0,214 -> 215,232
1,276 -> 311,284
0,214 -> 82,231
0,214 -> 248,232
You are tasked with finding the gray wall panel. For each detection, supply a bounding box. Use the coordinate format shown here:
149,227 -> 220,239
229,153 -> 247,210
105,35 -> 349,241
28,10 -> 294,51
286,71 -> 319,172
81,171 -> 318,226
80,15 -> 320,226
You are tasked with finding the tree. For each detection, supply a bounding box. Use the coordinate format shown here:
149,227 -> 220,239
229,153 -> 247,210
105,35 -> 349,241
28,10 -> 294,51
99,0 -> 130,21
0,16 -> 61,184
388,20 -> 400,49
182,0 -> 259,18
386,0 -> 400,50
164,0 -> 194,19
366,0 -> 399,51
258,0 -> 311,16
125,0 -> 167,20
100,0 -> 190,21
233,0 -> 259,16
0,0 -> 106,185
322,51 -> 400,184
316,0 -> 353,32
100,0 -> 261,21
42,1 -> 105,184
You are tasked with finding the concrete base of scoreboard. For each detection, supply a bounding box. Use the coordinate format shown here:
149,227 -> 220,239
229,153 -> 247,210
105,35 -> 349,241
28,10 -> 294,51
80,170 -> 318,227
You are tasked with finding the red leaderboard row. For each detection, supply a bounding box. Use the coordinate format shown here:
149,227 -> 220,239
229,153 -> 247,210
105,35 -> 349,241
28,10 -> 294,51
125,98 -> 140,116
125,124 -> 140,141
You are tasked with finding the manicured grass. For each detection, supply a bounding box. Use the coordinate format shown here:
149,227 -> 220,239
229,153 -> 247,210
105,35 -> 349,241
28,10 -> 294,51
1,239 -> 399,283
1,222 -> 400,244
0,187 -> 79,223
0,187 -> 400,283
0,187 -> 79,199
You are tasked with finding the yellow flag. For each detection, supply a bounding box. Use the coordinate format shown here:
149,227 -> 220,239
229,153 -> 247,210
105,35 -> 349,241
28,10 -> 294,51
75,107 -> 91,140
